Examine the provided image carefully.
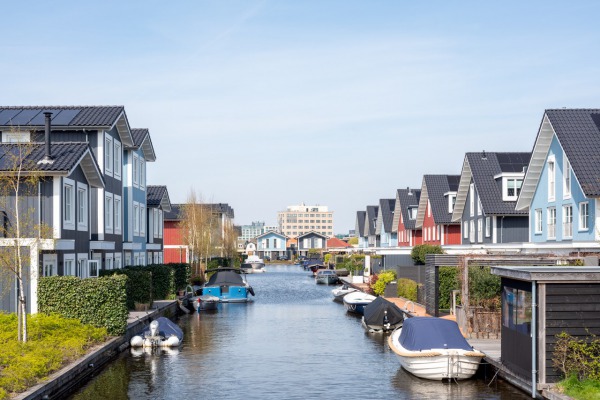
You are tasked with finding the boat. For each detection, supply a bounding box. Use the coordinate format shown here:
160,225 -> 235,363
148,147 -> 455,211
315,269 -> 339,285
191,294 -> 220,311
331,284 -> 358,302
342,291 -> 376,315
387,317 -> 485,380
241,254 -> 266,273
180,285 -> 203,312
130,317 -> 183,348
361,297 -> 405,333
309,264 -> 327,276
203,267 -> 255,303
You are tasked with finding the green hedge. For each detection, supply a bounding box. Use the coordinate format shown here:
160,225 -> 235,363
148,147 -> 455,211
168,263 -> 191,291
38,275 -> 128,335
100,268 -> 152,309
146,264 -> 172,300
410,244 -> 444,265
371,271 -> 397,296
397,278 -> 418,302
439,266 -> 459,309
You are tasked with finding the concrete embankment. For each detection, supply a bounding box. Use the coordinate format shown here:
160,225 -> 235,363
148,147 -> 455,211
15,300 -> 178,400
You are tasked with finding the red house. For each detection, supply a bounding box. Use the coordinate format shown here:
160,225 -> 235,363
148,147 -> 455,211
393,187 -> 423,247
415,175 -> 462,246
164,204 -> 188,263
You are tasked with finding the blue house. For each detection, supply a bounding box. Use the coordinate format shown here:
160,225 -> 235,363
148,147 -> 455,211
375,199 -> 396,247
516,109 -> 599,245
256,231 -> 288,259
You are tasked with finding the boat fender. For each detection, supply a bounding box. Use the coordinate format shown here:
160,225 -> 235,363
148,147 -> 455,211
248,287 -> 255,296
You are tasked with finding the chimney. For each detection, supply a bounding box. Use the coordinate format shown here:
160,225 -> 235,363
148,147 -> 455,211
44,112 -> 53,160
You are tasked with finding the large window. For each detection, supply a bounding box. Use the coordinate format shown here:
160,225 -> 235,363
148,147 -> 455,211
64,254 -> 75,276
548,207 -> 556,239
469,183 -> 475,217
563,158 -> 571,199
505,178 -> 523,201
133,155 -> 139,187
105,193 -> 113,233
477,219 -> 483,242
463,221 -> 468,239
114,141 -> 122,179
502,286 -> 532,335
77,183 -> 87,230
563,205 -> 573,238
485,216 -> 491,238
579,202 -> 589,231
105,135 -> 113,176
134,203 -> 140,235
63,178 -> 75,230
535,209 -> 543,234
140,205 -> 146,236
114,195 -> 122,234
548,157 -> 556,201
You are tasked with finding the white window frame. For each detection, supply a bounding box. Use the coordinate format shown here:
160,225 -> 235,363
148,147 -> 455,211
463,221 -> 468,239
4,131 -> 30,143
87,259 -> 99,278
104,134 -> 113,177
63,254 -> 76,276
133,202 -> 140,236
158,210 -> 163,238
140,160 -> 145,189
477,219 -> 483,242
42,254 -> 57,277
563,157 -> 571,199
76,182 -> 88,231
548,156 -> 556,202
547,207 -> 556,239
563,205 -> 573,239
114,140 -> 122,180
105,192 -> 113,234
448,194 -> 456,213
105,253 -> 113,271
133,154 -> 139,188
63,178 -> 75,230
485,216 -> 491,238
535,209 -> 543,234
469,183 -> 475,217
477,197 -> 482,216
114,195 -> 122,234
579,202 -> 589,231
140,205 -> 146,236
114,253 -> 122,269
469,220 -> 475,243
154,209 -> 159,237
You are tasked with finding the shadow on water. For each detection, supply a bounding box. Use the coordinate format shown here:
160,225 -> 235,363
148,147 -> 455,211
69,264 -> 530,400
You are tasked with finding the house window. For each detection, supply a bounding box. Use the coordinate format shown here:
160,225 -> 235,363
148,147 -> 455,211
114,195 -> 121,234
114,141 -> 122,179
409,207 -> 417,219
535,209 -> 543,234
485,216 -> 491,238
115,253 -> 122,269
140,160 -> 145,189
477,219 -> 483,242
77,183 -> 87,230
154,209 -> 159,237
158,210 -> 163,238
64,254 -> 75,276
563,158 -> 571,199
548,157 -> 556,201
563,205 -> 573,238
133,155 -> 139,187
4,131 -> 30,143
140,205 -> 145,236
463,221 -> 468,239
469,220 -> 475,243
477,197 -> 482,216
427,201 -> 431,217
63,178 -> 75,230
134,203 -> 139,235
547,207 -> 556,239
303,238 -> 309,248
469,183 -> 475,217
579,202 -> 589,231
105,135 -> 113,176
448,194 -> 456,213
105,193 -> 113,233
505,178 -> 523,201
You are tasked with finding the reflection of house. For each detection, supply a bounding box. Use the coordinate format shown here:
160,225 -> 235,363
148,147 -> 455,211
296,231 -> 328,256
491,266 -> 600,396
256,231 -> 288,259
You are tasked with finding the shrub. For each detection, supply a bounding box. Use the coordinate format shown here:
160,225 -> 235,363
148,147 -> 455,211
38,275 -> 128,335
338,254 -> 365,274
397,278 -> 418,302
168,263 -> 191,292
324,254 -> 331,264
439,266 -> 459,309
146,264 -> 172,300
411,244 -> 444,265
101,268 -> 152,309
371,271 -> 397,296
553,332 -> 600,381
468,266 -> 501,309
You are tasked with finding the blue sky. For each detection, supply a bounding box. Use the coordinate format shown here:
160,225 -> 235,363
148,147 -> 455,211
3,1 -> 600,233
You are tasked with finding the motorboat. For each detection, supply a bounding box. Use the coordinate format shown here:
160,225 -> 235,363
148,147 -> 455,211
241,255 -> 266,273
203,267 -> 255,303
361,297 -> 405,333
331,284 -> 358,303
302,258 -> 323,271
130,317 -> 183,348
315,269 -> 339,285
342,291 -> 376,315
191,294 -> 220,311
309,264 -> 327,276
387,317 -> 485,380
180,285 -> 203,312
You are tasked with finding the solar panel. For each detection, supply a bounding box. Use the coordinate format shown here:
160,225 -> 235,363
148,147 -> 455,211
27,109 -> 63,126
9,109 -> 41,126
0,109 -> 23,126
51,109 -> 81,126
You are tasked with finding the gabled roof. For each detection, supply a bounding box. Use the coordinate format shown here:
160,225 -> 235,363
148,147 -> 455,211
365,205 -> 379,236
327,237 -> 352,248
376,199 -> 395,234
416,175 -> 460,227
0,142 -> 104,188
0,106 -> 134,147
146,185 -> 172,212
355,211 -> 366,238
164,204 -> 182,221
517,109 -> 600,210
130,128 -> 156,162
297,230 -> 328,240
392,188 -> 421,231
255,231 -> 288,240
452,152 -> 530,221
164,203 -> 235,220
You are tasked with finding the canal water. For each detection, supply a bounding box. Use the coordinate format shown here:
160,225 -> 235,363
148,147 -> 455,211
70,264 -> 528,399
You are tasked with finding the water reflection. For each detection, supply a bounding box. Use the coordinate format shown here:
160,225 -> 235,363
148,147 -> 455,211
70,264 -> 529,399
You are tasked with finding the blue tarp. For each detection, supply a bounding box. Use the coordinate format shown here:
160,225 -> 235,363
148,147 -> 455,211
399,317 -> 473,351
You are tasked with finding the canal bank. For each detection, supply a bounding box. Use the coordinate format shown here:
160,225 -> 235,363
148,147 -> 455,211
15,300 -> 178,400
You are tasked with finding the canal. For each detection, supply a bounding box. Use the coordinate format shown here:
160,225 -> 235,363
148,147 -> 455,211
69,264 -> 529,399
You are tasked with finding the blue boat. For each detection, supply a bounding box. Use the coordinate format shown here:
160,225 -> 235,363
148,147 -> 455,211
203,268 -> 255,303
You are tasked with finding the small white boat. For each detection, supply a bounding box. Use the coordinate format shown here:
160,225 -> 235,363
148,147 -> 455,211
130,317 -> 183,348
331,284 -> 357,302
342,291 -> 376,315
241,255 -> 266,273
315,269 -> 339,285
192,294 -> 220,311
387,317 -> 484,380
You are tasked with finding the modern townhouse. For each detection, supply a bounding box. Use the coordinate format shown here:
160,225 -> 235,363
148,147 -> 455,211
164,204 -> 187,263
452,152 -> 531,245
355,211 -> 367,248
516,109 -> 600,246
364,205 -> 379,247
392,188 -> 422,247
415,175 -> 461,245
375,199 -> 396,247
255,231 -> 288,260
296,230 -> 328,256
146,185 -> 171,264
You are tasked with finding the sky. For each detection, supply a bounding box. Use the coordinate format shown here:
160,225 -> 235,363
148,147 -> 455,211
3,1 -> 600,233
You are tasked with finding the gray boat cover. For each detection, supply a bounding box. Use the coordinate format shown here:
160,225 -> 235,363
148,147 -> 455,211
144,317 -> 183,341
206,269 -> 245,287
363,297 -> 404,326
399,317 -> 473,351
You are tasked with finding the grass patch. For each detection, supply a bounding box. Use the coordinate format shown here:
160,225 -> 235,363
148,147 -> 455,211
0,313 -> 107,399
558,375 -> 600,400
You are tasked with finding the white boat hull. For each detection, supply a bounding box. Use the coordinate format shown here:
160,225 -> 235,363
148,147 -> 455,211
388,328 -> 483,380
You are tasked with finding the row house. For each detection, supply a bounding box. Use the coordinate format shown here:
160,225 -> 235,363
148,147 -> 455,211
452,152 -> 530,245
256,231 -> 288,259
375,199 -> 396,247
146,185 -> 171,264
355,211 -> 367,248
415,175 -> 461,245
392,188 -> 422,247
297,230 -> 328,256
364,205 -> 379,247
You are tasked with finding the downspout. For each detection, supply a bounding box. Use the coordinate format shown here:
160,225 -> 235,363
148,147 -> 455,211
532,280 -> 538,398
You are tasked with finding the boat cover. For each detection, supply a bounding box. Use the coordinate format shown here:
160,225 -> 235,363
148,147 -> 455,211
399,317 -> 472,351
363,297 -> 404,326
206,270 -> 245,287
144,317 -> 183,341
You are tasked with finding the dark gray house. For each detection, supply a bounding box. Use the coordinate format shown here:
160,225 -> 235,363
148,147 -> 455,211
375,199 -> 396,247
146,185 -> 171,264
355,210 -> 366,249
364,205 -> 379,247
452,152 -> 531,245
296,230 -> 328,256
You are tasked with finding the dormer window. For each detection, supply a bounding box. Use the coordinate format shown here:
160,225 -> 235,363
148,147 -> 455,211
495,172 -> 525,201
3,131 -> 30,143
408,207 -> 417,220
445,191 -> 457,213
